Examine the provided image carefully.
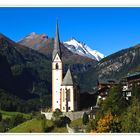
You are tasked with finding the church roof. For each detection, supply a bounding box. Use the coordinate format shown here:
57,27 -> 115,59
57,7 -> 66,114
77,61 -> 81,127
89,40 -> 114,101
62,68 -> 74,86
52,21 -> 61,60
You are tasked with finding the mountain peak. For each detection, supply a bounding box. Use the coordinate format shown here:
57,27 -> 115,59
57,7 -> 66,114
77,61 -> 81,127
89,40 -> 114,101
63,38 -> 104,61
21,32 -> 39,41
30,32 -> 37,36
18,32 -> 49,44
18,32 -> 104,61
68,37 -> 77,41
40,33 -> 48,39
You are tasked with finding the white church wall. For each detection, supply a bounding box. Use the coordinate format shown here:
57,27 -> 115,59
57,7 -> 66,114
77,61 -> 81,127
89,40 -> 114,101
52,70 -> 62,110
61,86 -> 66,112
69,86 -> 74,111
52,55 -> 62,111
61,86 -> 74,112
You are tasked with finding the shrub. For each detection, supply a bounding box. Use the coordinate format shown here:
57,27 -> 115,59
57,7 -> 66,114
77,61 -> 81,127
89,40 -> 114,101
52,108 -> 62,120
54,116 -> 71,128
10,114 -> 25,127
82,112 -> 89,125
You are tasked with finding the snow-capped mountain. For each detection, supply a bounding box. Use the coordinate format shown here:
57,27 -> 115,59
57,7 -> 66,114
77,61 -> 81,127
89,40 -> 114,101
18,32 -> 104,61
63,38 -> 104,61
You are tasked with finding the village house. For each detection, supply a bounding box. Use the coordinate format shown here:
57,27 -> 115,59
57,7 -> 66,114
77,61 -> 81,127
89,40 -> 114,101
121,72 -> 140,100
97,79 -> 119,100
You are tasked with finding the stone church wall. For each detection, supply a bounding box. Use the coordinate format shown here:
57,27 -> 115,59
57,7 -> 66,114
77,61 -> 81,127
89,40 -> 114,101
41,111 -> 53,120
41,111 -> 85,121
63,111 -> 84,121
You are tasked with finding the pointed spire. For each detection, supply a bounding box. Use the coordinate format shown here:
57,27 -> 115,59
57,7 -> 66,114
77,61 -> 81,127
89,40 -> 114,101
62,68 -> 73,86
55,20 -> 59,49
52,20 -> 61,60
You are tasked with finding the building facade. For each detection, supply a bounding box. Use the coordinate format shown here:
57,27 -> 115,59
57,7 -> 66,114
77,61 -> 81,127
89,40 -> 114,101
52,22 -> 79,112
121,72 -> 140,100
97,79 -> 119,100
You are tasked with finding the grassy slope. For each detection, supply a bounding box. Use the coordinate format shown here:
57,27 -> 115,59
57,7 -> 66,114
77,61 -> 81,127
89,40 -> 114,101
70,118 -> 82,127
52,127 -> 67,133
8,117 -> 82,133
70,118 -> 83,132
8,118 -> 67,133
0,110 -> 31,119
9,118 -> 43,133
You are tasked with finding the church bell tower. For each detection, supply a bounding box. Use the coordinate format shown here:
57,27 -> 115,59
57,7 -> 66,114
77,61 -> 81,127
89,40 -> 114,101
52,21 -> 62,112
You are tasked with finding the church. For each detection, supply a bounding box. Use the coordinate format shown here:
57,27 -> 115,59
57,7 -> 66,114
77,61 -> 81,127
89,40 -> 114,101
52,22 -> 79,112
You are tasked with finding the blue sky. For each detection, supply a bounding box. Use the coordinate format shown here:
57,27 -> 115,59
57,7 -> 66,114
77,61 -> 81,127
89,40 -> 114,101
0,7 -> 140,56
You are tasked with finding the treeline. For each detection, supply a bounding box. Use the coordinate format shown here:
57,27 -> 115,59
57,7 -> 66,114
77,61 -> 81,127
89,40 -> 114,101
0,89 -> 51,113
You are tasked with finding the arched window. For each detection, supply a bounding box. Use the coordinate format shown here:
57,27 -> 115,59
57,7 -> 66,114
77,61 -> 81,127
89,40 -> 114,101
55,63 -> 59,69
66,88 -> 70,101
63,89 -> 65,102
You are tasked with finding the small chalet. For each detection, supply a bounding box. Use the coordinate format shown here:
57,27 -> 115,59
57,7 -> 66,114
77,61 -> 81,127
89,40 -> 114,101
86,106 -> 102,119
97,79 -> 119,99
126,72 -> 140,88
121,72 -> 140,100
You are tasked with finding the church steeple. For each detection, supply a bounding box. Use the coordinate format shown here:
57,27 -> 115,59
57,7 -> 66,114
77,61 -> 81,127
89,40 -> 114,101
52,21 -> 61,60
51,21 -> 79,113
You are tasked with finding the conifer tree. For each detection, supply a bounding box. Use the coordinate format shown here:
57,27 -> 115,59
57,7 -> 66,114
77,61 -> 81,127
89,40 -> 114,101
82,112 -> 89,125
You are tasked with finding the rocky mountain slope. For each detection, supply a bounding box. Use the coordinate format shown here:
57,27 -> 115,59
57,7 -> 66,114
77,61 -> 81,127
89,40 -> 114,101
18,32 -> 97,67
78,44 -> 140,92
